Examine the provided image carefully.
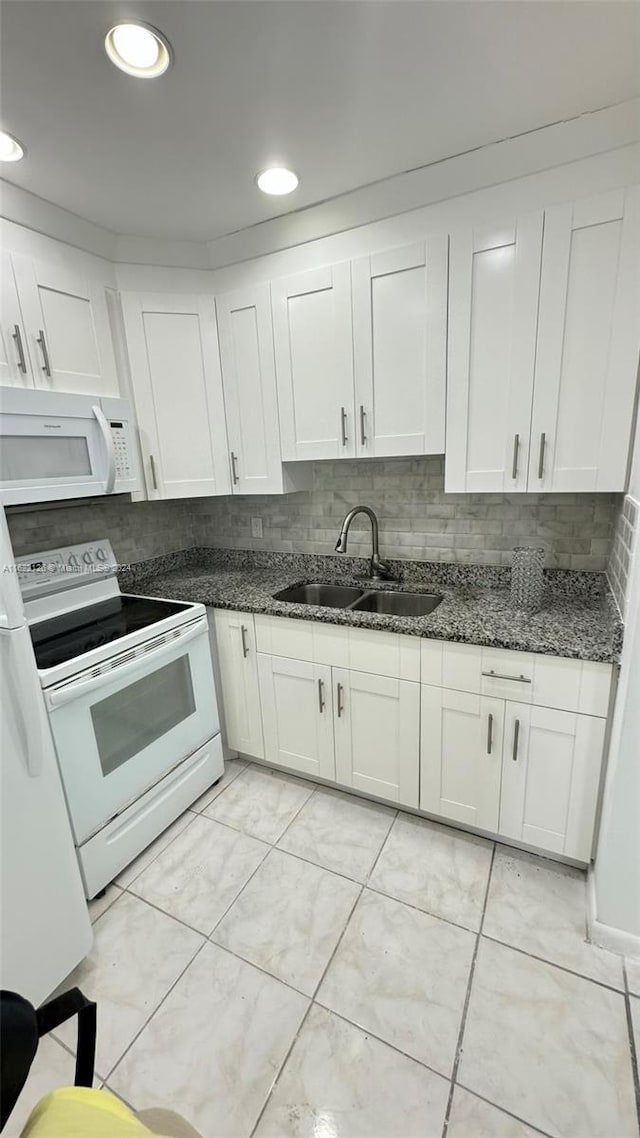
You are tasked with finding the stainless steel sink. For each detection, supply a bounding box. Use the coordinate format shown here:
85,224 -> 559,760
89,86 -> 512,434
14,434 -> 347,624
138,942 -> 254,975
273,583 -> 365,608
352,590 -> 443,616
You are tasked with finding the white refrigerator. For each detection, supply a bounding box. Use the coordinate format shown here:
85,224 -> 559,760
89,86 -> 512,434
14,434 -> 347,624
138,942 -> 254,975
0,507 -> 92,1005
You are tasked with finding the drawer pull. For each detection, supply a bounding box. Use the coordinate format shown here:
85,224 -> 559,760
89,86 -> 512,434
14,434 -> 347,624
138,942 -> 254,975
482,670 -> 532,684
512,718 -> 521,762
486,713 -> 493,754
317,678 -> 325,714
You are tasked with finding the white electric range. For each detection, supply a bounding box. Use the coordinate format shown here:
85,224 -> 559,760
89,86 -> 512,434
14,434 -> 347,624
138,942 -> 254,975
17,539 -> 223,898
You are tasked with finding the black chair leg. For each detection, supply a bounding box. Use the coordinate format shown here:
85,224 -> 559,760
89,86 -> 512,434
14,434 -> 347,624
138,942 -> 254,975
36,988 -> 97,1088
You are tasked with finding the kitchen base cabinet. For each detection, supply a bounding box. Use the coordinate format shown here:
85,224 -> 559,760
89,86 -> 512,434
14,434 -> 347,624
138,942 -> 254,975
334,669 -> 419,807
420,686 -> 504,831
213,610 -> 264,759
258,654 -> 335,780
499,704 -> 606,862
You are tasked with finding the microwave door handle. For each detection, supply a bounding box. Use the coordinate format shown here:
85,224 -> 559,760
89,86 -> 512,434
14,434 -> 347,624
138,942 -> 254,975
92,405 -> 116,494
46,618 -> 207,710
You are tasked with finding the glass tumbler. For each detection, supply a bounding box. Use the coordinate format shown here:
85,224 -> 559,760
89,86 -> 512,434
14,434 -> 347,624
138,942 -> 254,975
511,546 -> 545,613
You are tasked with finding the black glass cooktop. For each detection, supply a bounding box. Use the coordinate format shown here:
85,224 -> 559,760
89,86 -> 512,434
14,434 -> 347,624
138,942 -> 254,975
30,595 -> 193,670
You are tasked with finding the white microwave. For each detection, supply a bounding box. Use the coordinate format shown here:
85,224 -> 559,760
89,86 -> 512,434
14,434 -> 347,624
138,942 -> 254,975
0,387 -> 142,505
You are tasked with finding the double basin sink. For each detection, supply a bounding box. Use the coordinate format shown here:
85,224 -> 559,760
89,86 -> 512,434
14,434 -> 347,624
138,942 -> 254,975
273,581 -> 443,617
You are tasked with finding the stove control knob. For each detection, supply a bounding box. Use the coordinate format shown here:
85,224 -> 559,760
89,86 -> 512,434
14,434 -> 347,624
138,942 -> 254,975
68,554 -> 79,568
95,547 -> 107,562
82,552 -> 93,565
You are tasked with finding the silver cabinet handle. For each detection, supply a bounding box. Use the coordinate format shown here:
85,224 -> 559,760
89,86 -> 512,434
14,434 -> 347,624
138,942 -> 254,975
538,432 -> 546,480
230,451 -> 239,485
240,625 -> 249,658
511,433 -> 519,480
336,682 -> 344,718
512,718 -> 521,762
12,325 -> 27,374
359,405 -> 367,446
482,670 -> 532,684
36,329 -> 51,377
340,407 -> 348,447
149,454 -> 158,490
487,713 -> 493,755
317,678 -> 325,713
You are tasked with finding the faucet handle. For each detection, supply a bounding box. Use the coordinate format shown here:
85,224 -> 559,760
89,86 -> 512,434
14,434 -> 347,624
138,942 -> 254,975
370,555 -> 394,581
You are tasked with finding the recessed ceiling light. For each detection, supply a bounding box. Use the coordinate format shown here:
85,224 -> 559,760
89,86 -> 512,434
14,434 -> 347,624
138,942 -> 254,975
256,167 -> 299,196
0,131 -> 25,162
105,21 -> 172,78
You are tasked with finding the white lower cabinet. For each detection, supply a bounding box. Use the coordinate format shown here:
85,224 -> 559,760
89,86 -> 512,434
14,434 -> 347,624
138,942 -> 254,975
258,654 -> 335,780
213,610 -> 264,759
420,686 -> 504,831
420,685 -> 606,861
499,703 -> 606,862
334,669 -> 419,807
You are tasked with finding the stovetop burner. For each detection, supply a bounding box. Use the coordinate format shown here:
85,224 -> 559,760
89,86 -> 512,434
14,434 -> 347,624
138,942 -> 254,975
30,594 -> 192,670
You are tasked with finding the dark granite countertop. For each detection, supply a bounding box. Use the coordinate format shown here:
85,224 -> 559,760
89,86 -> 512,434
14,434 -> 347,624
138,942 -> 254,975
120,548 -> 623,664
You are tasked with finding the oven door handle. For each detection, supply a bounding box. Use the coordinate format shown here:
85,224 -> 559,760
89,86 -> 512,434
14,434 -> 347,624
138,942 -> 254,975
45,618 -> 207,711
92,404 -> 116,494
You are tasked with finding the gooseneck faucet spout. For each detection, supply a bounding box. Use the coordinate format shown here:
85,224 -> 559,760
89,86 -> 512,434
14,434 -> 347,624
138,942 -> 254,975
334,505 -> 393,580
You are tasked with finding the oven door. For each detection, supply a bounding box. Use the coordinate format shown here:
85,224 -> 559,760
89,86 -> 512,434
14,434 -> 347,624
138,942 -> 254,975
43,617 -> 219,844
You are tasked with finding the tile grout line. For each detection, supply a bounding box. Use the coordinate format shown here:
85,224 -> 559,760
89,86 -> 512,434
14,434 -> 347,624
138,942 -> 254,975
246,809 -> 398,1138
440,841 -> 496,1138
479,933 -> 626,995
454,1082 -> 555,1138
623,961 -> 640,1132
103,936 -> 209,1086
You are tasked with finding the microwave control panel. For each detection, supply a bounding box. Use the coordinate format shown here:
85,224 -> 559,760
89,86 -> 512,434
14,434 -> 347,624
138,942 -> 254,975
109,420 -> 134,482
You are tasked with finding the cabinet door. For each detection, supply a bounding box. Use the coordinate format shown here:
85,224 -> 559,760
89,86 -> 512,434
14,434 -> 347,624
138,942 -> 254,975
445,213 -> 543,492
352,239 -> 447,457
122,293 -> 230,499
421,686 -> 503,830
0,255 -> 33,387
257,654 -> 335,779
530,187 -> 640,492
13,255 -> 118,396
213,611 -> 264,758
216,283 -> 284,494
499,704 -> 605,862
334,669 -> 419,806
272,263 -> 355,460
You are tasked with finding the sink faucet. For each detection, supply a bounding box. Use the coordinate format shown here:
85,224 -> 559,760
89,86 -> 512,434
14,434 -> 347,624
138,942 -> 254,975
334,505 -> 393,580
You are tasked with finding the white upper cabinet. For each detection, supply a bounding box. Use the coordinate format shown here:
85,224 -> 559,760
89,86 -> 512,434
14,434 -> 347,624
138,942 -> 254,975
352,239 -> 447,457
216,283 -> 283,494
272,262 -> 355,460
446,213 -> 544,492
12,254 -> 119,397
529,187 -> 640,492
0,254 -> 33,387
446,189 -> 640,494
122,293 -> 230,500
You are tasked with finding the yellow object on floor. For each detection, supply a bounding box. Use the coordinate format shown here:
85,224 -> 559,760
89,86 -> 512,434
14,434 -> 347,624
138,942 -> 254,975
20,1087 -> 202,1138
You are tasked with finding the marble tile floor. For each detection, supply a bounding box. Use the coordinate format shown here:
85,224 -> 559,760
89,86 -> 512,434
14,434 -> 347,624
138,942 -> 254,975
7,760 -> 640,1138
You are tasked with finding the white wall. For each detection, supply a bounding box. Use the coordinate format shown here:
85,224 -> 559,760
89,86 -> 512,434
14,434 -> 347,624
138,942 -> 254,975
593,408 -> 640,948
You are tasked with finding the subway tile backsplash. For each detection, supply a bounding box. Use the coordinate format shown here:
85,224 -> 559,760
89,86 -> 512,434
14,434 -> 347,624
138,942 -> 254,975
6,456 -> 619,574
607,494 -> 638,617
190,457 -> 618,572
6,497 -> 194,565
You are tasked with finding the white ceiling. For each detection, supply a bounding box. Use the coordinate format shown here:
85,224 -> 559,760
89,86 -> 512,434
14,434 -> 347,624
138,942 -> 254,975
1,1 -> 639,243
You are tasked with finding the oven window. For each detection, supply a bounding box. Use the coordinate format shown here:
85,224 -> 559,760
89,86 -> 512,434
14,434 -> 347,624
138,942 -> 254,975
0,435 -> 92,480
90,654 -> 196,777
